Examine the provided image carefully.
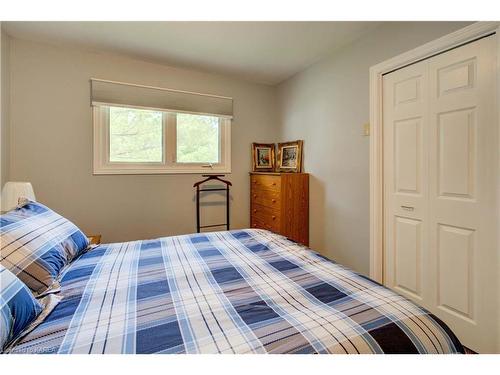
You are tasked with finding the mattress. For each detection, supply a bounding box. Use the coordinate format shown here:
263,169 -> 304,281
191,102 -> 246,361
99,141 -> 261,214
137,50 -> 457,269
8,229 -> 463,354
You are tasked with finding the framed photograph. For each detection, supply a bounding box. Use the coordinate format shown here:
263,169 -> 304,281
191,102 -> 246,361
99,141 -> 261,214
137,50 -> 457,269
277,140 -> 303,173
252,143 -> 275,172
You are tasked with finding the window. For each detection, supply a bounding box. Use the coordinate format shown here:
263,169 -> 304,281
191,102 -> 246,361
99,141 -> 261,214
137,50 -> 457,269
109,107 -> 164,163
93,106 -> 231,174
176,113 -> 220,164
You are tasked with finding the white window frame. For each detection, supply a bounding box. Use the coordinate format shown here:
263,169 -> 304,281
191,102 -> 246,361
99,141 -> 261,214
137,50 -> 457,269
93,105 -> 231,174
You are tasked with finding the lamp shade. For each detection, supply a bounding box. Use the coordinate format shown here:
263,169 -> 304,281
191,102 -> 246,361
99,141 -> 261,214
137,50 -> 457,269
1,182 -> 36,212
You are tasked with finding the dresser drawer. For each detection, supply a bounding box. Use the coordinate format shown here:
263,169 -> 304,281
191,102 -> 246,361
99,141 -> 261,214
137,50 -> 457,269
251,189 -> 281,209
251,203 -> 280,226
251,214 -> 280,233
250,174 -> 281,192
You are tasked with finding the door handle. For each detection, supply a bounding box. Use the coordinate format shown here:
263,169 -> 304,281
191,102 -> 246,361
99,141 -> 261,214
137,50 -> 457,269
401,205 -> 414,211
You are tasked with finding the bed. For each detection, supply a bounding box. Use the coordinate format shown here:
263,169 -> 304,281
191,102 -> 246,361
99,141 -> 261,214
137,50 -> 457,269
6,228 -> 463,354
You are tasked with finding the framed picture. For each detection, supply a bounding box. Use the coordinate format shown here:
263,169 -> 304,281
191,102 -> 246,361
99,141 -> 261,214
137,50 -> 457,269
252,143 -> 275,172
277,140 -> 303,173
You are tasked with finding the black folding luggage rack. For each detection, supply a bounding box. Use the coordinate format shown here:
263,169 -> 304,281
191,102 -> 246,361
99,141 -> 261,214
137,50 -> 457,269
193,174 -> 232,233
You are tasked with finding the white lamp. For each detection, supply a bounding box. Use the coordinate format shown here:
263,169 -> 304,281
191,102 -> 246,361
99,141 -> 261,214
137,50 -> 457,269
1,182 -> 36,213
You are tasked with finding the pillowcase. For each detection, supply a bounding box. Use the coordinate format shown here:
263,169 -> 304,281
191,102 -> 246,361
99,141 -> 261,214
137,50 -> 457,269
0,265 -> 43,351
0,199 -> 89,295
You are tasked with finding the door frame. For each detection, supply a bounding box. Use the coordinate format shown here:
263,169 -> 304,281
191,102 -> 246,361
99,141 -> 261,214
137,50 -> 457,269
369,21 -> 500,283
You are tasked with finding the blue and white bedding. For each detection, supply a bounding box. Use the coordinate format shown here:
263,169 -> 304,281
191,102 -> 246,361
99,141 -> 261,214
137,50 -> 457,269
0,265 -> 60,352
0,265 -> 43,350
7,229 -> 464,354
0,200 -> 89,295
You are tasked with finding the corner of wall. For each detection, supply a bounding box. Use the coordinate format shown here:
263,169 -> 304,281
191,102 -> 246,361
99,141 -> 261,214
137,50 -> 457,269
0,24 -> 11,188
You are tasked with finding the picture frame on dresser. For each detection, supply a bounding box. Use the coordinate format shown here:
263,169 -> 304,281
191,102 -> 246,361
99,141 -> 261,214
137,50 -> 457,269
252,143 -> 276,172
277,140 -> 303,173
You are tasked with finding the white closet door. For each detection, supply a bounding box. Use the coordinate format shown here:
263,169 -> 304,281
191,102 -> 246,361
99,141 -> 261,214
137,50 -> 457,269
383,60 -> 431,307
383,35 -> 498,353
427,35 -> 497,353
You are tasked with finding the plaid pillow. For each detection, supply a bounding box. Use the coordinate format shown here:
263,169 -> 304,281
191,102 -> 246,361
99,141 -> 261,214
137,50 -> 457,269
0,265 -> 43,351
0,200 -> 89,295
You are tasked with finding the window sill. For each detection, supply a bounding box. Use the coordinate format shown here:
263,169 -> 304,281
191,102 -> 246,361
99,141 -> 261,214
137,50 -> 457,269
93,167 -> 232,175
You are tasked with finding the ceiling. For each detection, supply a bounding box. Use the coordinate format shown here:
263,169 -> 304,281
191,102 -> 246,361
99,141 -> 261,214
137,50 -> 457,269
2,21 -> 382,85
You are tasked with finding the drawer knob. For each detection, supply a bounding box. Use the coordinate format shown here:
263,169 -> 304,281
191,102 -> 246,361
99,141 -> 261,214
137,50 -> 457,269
272,182 -> 276,186
253,194 -> 257,198
272,215 -> 276,220
253,209 -> 257,213
271,199 -> 276,203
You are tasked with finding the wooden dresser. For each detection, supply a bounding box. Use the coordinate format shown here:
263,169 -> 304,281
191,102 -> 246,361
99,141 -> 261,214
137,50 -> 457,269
250,172 -> 309,245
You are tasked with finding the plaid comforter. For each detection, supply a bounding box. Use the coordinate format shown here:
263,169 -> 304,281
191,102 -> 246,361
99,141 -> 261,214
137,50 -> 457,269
8,229 -> 463,354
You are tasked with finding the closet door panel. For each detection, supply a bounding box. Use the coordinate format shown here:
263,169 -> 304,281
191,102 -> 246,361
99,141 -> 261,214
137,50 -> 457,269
383,61 -> 431,308
427,35 -> 497,353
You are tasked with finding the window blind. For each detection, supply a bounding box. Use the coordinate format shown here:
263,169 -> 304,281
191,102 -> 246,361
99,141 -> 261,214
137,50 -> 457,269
90,78 -> 233,118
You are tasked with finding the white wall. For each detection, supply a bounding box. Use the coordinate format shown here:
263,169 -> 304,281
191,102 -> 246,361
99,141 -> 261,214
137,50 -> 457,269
0,26 -> 10,188
8,37 -> 279,242
277,22 -> 472,275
